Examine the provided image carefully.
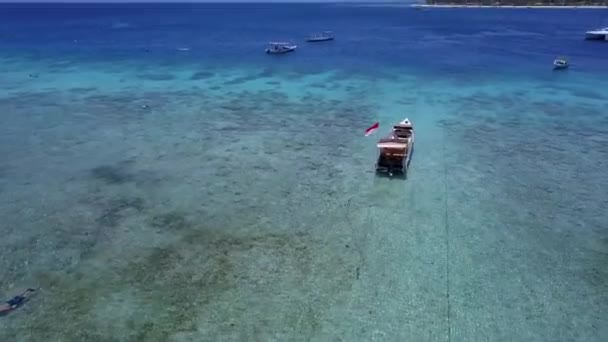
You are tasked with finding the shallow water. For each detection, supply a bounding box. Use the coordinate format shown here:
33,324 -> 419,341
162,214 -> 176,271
0,3 -> 607,341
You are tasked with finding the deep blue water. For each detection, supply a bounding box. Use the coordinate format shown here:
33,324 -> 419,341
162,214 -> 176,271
1,3 -> 607,76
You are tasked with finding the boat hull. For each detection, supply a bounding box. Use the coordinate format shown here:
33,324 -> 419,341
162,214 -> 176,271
376,134 -> 415,177
266,47 -> 297,54
553,61 -> 568,70
585,33 -> 608,41
306,37 -> 334,42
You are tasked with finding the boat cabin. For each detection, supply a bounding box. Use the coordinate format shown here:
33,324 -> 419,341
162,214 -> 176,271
266,42 -> 297,54
269,42 -> 286,50
376,118 -> 415,177
392,120 -> 413,140
585,27 -> 608,41
553,57 -> 569,69
306,31 -> 334,42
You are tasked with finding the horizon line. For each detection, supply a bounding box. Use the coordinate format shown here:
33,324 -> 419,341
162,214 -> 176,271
0,1 -> 412,3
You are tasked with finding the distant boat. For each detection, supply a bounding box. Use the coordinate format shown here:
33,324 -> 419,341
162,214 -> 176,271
553,57 -> 569,70
585,27 -> 608,41
265,42 -> 297,54
305,31 -> 334,42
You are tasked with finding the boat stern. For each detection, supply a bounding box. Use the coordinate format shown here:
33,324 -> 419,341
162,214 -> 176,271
375,148 -> 407,177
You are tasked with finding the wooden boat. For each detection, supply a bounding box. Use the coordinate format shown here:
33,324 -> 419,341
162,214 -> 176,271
553,57 -> 569,70
265,42 -> 297,54
306,31 -> 334,42
375,118 -> 415,177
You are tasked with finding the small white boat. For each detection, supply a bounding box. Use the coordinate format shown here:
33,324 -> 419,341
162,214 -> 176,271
553,57 -> 569,70
306,31 -> 334,42
265,42 -> 297,54
375,118 -> 415,178
585,27 -> 608,41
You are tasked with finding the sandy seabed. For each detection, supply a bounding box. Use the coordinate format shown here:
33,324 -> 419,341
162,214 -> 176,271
0,57 -> 607,341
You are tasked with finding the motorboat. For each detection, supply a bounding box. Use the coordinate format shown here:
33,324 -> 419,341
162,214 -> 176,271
265,42 -> 297,54
375,118 -> 415,178
553,57 -> 569,70
306,31 -> 334,42
585,27 -> 608,41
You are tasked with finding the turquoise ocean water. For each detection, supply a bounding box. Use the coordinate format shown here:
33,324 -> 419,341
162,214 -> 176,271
0,2 -> 607,341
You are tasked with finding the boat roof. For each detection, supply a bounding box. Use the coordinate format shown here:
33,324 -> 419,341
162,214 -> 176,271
586,28 -> 608,34
393,118 -> 413,129
309,31 -> 333,37
269,42 -> 290,45
377,142 -> 407,149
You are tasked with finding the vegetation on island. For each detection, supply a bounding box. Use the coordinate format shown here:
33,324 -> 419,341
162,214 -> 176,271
424,0 -> 608,5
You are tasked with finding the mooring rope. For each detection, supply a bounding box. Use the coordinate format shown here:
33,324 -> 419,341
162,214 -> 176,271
344,194 -> 368,273
443,126 -> 452,342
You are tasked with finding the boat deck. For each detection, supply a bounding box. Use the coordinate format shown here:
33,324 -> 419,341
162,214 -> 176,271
375,120 -> 414,177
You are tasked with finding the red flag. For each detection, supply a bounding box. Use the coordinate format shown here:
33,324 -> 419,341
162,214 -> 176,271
364,122 -> 379,136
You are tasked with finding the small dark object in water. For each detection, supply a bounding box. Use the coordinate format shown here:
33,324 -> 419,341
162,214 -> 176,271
0,288 -> 36,316
305,31 -> 335,42
141,104 -> 150,109
345,244 -> 350,248
553,57 -> 569,70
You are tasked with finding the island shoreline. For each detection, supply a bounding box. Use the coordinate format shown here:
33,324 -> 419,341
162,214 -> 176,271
411,4 -> 608,9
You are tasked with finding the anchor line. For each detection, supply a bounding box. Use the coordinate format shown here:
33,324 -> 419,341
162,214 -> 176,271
443,126 -> 452,342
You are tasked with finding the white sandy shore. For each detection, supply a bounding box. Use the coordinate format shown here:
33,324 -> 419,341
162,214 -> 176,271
412,4 -> 608,9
